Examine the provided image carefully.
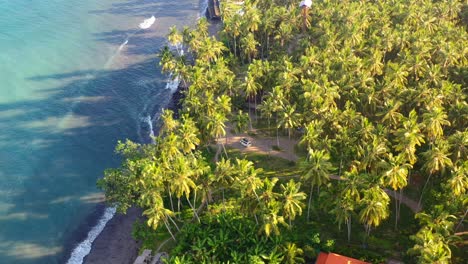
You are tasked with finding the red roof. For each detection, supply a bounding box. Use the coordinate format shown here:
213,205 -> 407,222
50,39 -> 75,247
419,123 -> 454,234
316,252 -> 370,264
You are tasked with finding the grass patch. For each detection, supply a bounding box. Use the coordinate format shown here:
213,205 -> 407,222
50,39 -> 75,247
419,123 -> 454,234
226,148 -> 301,178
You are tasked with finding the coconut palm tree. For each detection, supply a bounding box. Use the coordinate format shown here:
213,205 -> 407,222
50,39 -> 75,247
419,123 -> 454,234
232,110 -> 250,134
359,186 -> 390,238
177,115 -> 200,153
382,153 -> 412,229
422,106 -> 451,143
419,140 -> 453,207
168,26 -> 183,55
215,158 -> 235,206
301,149 -> 333,221
282,242 -> 305,264
331,193 -> 355,242
278,104 -> 301,139
394,110 -> 426,165
281,180 -> 306,226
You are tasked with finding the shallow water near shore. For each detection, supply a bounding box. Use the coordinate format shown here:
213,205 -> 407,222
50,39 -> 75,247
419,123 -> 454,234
0,0 -> 200,263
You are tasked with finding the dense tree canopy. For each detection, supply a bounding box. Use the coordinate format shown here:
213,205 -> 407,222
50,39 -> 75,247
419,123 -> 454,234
99,0 -> 467,262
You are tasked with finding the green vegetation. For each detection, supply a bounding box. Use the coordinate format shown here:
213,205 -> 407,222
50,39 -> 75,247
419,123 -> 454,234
98,0 -> 468,263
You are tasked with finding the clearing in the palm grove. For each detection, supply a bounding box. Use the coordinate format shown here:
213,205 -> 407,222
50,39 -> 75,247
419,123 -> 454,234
99,0 -> 468,263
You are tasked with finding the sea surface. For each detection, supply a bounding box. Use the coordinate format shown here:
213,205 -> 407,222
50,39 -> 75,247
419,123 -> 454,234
0,0 -> 202,263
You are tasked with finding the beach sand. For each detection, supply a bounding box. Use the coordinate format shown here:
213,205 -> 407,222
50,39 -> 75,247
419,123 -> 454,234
84,207 -> 143,264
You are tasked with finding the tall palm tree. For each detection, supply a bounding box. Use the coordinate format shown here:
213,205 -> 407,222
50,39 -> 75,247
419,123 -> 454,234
382,153 -> 412,229
394,110 -> 425,165
422,106 -> 450,142
278,104 -> 301,139
232,110 -> 250,134
177,115 -> 200,153
281,180 -> 306,226
301,149 -> 334,221
359,186 -> 390,238
331,193 -> 355,242
215,158 -> 235,207
419,140 -> 453,207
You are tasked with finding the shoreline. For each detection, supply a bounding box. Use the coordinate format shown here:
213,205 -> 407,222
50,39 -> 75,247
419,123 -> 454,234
79,15 -> 220,264
80,82 -> 187,264
83,207 -> 143,264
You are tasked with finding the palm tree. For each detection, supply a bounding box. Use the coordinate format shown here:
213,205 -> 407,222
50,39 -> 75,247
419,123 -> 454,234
301,149 -> 333,221
168,26 -> 183,55
260,200 -> 287,237
382,153 -> 412,229
215,158 -> 235,207
359,186 -> 390,238
232,110 -> 250,134
282,242 -> 305,264
143,196 -> 179,241
394,110 -> 425,165
419,140 -> 453,207
410,210 -> 458,264
278,104 -> 301,139
160,109 -> 179,135
177,115 -> 200,153
281,180 -> 306,226
207,112 -> 228,157
241,32 -> 259,63
422,106 -> 450,142
331,193 -> 355,242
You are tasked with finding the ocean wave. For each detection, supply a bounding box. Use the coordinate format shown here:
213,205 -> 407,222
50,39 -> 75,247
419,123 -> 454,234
139,15 -> 156,29
66,207 -> 116,264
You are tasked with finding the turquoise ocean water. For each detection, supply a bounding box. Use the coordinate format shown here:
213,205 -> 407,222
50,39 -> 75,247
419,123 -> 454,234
0,0 -> 202,263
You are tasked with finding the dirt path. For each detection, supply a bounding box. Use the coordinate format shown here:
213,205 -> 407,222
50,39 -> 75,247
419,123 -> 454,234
215,123 -> 299,162
215,123 -> 422,213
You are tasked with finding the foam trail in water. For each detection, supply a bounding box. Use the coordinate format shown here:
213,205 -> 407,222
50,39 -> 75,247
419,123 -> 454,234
140,115 -> 155,143
165,74 -> 180,93
199,0 -> 209,19
118,39 -> 129,51
139,15 -> 156,29
66,207 -> 116,264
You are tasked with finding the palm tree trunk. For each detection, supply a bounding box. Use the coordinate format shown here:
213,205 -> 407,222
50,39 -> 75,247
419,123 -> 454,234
168,186 -> 175,212
394,190 -> 398,230
163,219 -> 176,241
418,173 -> 432,208
276,116 -> 280,147
222,189 -> 226,211
234,37 -> 237,58
456,208 -> 468,231
167,215 -> 180,231
307,184 -> 313,222
193,188 -> 197,217
222,143 -> 229,159
347,217 -> 351,242
178,198 -> 181,213
248,96 -> 253,130
186,196 -> 200,222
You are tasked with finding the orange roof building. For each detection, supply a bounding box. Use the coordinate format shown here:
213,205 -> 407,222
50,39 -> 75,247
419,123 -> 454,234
316,252 -> 370,264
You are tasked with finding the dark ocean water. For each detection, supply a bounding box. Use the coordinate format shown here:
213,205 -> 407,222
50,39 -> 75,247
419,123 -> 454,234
0,0 -> 202,263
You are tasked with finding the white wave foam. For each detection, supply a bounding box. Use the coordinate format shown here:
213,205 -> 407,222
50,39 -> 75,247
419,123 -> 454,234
66,207 -> 116,264
118,39 -> 128,51
165,74 -> 180,93
140,115 -> 155,141
139,15 -> 156,29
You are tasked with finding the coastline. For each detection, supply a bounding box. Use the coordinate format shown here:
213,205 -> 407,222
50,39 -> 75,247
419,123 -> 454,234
83,207 -> 143,264
81,82 -> 187,264
80,11 -> 220,264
